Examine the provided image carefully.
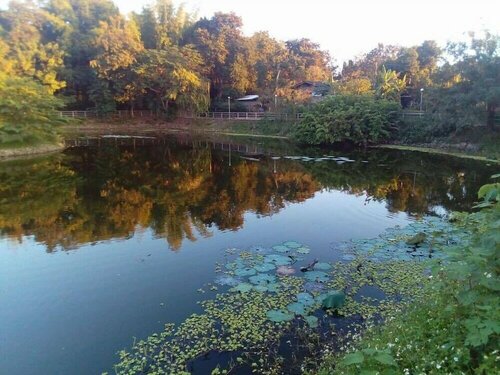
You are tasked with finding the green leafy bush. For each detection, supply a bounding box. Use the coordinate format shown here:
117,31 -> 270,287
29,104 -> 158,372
0,73 -> 65,147
318,175 -> 500,375
293,95 -> 400,146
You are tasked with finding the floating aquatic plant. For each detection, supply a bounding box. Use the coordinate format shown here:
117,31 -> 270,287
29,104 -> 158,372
249,273 -> 276,285
266,309 -> 294,322
297,246 -> 311,254
283,241 -> 302,249
304,270 -> 330,283
230,282 -> 253,293
114,220 -> 468,374
254,262 -> 276,272
265,254 -> 293,266
234,267 -> 257,277
304,315 -> 318,328
287,302 -> 307,315
272,244 -> 290,253
313,262 -> 332,270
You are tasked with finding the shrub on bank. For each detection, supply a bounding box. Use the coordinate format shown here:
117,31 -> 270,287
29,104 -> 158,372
293,95 -> 400,146
0,73 -> 65,148
317,177 -> 500,374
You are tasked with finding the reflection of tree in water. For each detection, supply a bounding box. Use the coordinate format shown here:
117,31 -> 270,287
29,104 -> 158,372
0,144 -> 494,251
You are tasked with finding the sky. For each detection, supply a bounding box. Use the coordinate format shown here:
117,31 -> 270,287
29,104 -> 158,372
1,0 -> 498,64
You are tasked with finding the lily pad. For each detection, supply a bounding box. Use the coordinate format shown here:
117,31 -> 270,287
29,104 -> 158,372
266,283 -> 281,293
304,315 -> 318,328
230,283 -> 253,293
304,271 -> 330,283
265,254 -> 292,266
249,273 -> 276,285
296,246 -> 311,254
272,245 -> 290,253
320,290 -> 346,309
296,292 -> 315,307
283,241 -> 302,249
234,267 -> 257,277
313,262 -> 332,271
287,302 -> 306,315
253,285 -> 269,292
266,309 -> 294,322
254,262 -> 275,272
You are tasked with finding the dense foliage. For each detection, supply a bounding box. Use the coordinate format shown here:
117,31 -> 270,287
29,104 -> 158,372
0,0 -> 497,146
293,95 -> 400,146
0,0 -> 333,116
318,176 -> 500,374
0,72 -> 64,147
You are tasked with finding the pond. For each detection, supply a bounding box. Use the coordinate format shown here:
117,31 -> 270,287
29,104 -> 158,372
0,133 -> 496,374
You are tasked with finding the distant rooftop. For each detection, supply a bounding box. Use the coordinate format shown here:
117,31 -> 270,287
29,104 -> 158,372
235,95 -> 259,101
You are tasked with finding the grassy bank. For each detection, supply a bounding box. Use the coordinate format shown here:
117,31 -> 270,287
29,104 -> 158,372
375,145 -> 500,164
316,179 -> 500,374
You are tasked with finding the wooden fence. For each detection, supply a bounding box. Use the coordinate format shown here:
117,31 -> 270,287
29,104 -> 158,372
186,112 -> 305,121
59,109 -> 427,121
59,110 -> 153,118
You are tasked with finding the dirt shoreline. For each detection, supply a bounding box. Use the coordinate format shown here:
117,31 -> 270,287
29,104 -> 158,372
0,143 -> 66,160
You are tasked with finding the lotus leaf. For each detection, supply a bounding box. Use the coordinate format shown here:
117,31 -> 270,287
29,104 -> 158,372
283,241 -> 302,249
266,283 -> 281,292
272,245 -> 290,253
266,309 -> 294,322
234,267 -> 257,277
287,302 -> 306,315
296,292 -> 315,306
254,262 -> 275,272
304,271 -> 330,283
265,254 -> 292,266
304,315 -> 318,328
314,262 -> 332,270
230,283 -> 253,293
254,285 -> 268,292
320,290 -> 346,309
249,273 -> 276,285
296,247 -> 310,254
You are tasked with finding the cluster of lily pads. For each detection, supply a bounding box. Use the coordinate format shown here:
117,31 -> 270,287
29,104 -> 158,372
335,215 -> 469,262
283,155 -> 357,164
113,216 -> 468,375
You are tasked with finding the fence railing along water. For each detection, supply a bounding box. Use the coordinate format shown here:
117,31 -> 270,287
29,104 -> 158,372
59,110 -> 426,121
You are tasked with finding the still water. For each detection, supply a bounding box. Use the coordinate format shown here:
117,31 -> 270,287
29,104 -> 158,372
0,134 -> 495,374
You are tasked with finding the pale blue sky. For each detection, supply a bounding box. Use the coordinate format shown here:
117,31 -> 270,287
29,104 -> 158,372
1,0 -> 498,63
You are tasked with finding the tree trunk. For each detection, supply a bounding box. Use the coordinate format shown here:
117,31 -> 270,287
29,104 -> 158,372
486,102 -> 496,130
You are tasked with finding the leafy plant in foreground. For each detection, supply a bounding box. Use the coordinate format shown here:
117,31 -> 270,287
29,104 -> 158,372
320,174 -> 500,374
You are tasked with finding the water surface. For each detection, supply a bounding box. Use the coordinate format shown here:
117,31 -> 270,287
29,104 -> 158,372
0,134 -> 495,374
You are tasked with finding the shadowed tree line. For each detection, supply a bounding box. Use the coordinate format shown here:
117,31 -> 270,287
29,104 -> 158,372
0,140 -> 494,251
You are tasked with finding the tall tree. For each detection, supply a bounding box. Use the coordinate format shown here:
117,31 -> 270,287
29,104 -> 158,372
90,14 -> 144,114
